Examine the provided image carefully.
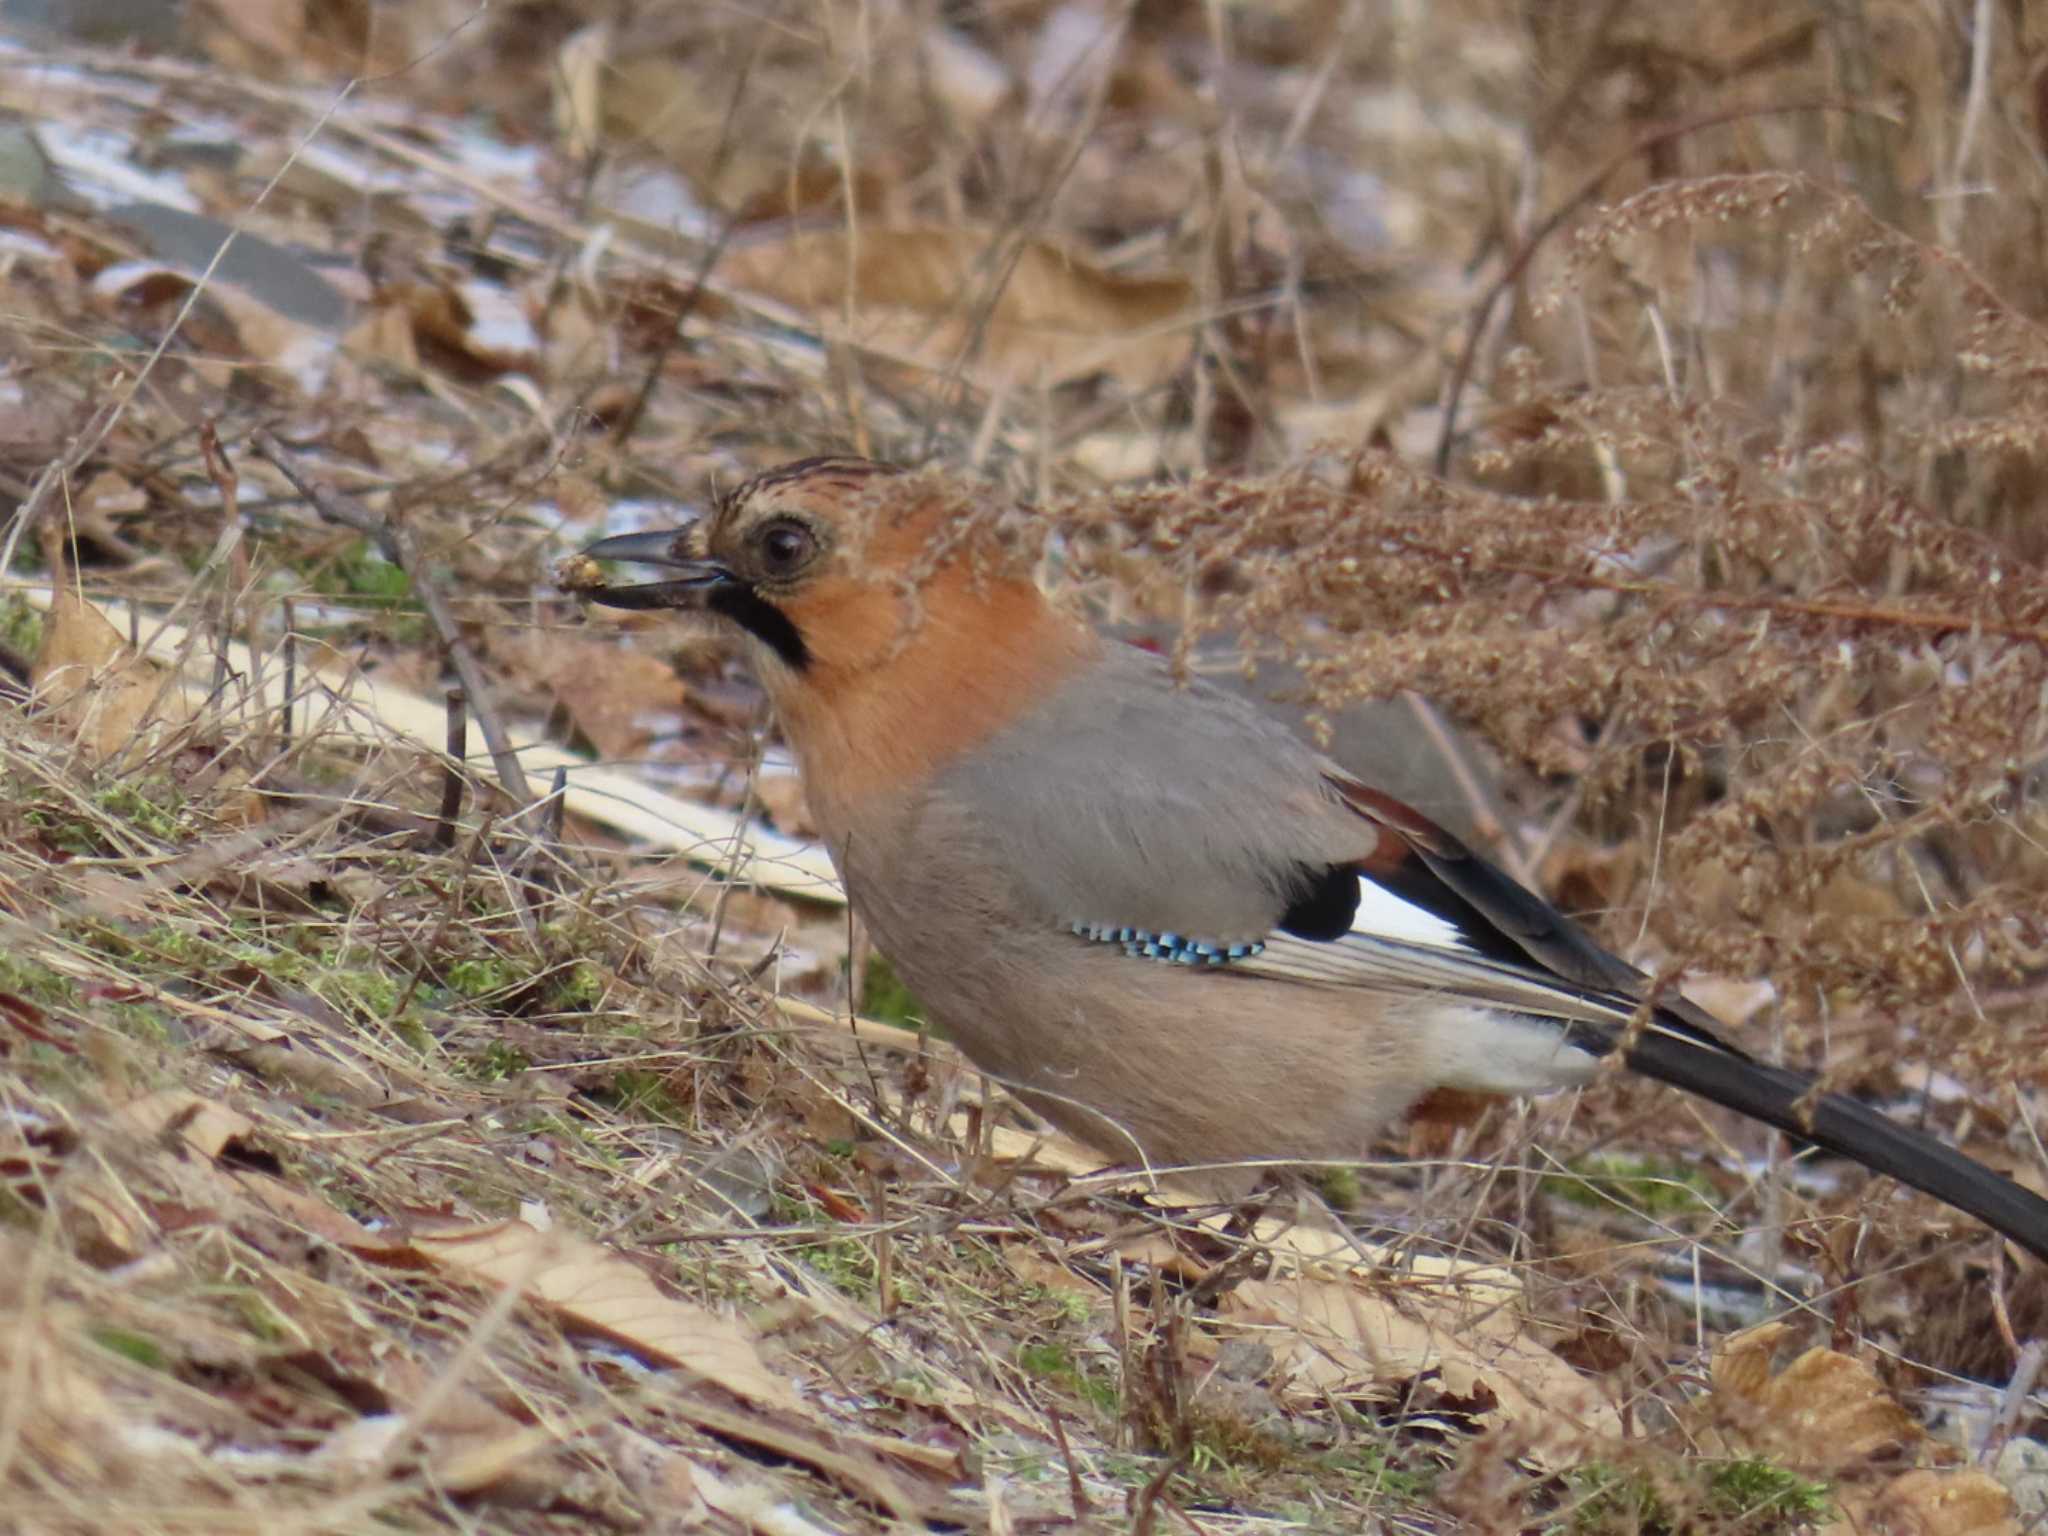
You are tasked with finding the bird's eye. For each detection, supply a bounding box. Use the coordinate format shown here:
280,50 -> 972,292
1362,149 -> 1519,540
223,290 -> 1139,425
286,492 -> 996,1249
756,520 -> 815,576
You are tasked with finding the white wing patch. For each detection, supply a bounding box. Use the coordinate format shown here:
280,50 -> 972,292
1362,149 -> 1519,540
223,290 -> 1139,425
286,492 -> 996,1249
1349,872 -> 1471,951
1238,874 -> 1651,1040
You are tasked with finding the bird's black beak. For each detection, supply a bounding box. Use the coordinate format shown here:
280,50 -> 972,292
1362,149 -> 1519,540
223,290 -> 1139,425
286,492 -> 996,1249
574,526 -> 737,611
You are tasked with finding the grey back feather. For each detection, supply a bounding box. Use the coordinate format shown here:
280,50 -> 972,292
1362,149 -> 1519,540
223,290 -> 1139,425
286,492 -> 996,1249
933,643 -> 1377,943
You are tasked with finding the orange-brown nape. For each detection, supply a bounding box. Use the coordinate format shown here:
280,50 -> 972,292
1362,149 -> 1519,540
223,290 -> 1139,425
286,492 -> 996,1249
697,458 -> 1101,810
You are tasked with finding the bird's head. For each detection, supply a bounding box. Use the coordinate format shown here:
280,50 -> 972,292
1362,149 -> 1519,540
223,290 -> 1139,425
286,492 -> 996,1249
571,457 -> 1093,761
574,456 -> 925,678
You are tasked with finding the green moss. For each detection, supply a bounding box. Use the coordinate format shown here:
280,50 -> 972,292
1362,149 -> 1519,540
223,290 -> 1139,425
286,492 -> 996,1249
19,777 -> 193,855
1544,1154 -> 1719,1221
1707,1457 -> 1831,1523
116,921 -> 318,991
1547,1455 -> 1830,1534
90,1326 -> 168,1371
518,1110 -> 608,1151
389,1013 -> 434,1054
461,1041 -> 531,1081
1313,1165 -> 1364,1212
313,539 -> 426,642
94,779 -> 187,841
546,959 -> 604,1010
1016,1281 -> 1093,1327
142,925 -> 216,968
227,1290 -> 291,1344
857,953 -> 923,1026
1017,1341 -> 1119,1416
1016,1341 -> 1071,1378
1183,1407 -> 1299,1482
445,956 -> 524,999
1319,1440 -> 1435,1504
0,591 -> 41,656
0,953 -> 78,1009
1553,1462 -> 1667,1533
23,806 -> 102,856
310,954 -> 400,1019
799,1235 -> 875,1298
106,1001 -> 172,1044
330,539 -> 412,602
599,1069 -> 690,1128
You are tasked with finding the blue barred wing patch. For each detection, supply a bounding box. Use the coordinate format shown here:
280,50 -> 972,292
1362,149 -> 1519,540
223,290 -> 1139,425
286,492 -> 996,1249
1071,922 -> 1265,966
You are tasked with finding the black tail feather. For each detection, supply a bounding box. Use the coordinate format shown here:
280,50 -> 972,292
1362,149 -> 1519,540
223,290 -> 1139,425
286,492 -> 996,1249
1626,1028 -> 2048,1263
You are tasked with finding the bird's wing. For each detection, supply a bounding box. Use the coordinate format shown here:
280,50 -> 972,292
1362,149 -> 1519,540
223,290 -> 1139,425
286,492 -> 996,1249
1236,767 -> 1733,1055
948,644 -> 1688,1043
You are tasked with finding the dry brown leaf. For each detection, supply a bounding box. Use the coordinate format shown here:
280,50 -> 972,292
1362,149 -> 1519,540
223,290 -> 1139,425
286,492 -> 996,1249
605,1426 -> 713,1531
195,0 -> 415,78
403,1217 -> 799,1412
720,227 -> 1196,392
692,1460 -> 844,1536
377,1355 -> 565,1502
234,1169 -> 400,1252
1221,1270 -> 1621,1463
116,1089 -> 257,1159
343,301 -> 420,371
377,279 -> 539,378
89,262 -> 334,394
63,1176 -> 153,1264
70,470 -> 148,556
662,1393 -> 938,1522
1114,1230 -> 1211,1283
587,49 -> 865,221
922,27 -> 1013,131
516,633 -> 682,760
101,1098 -> 403,1264
1002,1246 -> 1102,1304
30,588 -> 182,764
0,1291 -> 119,1489
1823,1469 -> 2021,1536
1705,1321 -> 1922,1468
219,1036 -> 400,1111
68,868 -> 157,924
212,281 -> 335,394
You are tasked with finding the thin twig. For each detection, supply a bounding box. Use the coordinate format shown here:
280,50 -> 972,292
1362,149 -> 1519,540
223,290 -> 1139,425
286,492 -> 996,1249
278,596 -> 296,749
1985,1337 -> 2046,1460
1128,1452 -> 1186,1536
252,429 -> 533,803
517,762 -> 571,919
609,212 -> 742,450
541,762 -> 568,849
1046,1405 -> 1092,1518
0,402 -> 117,582
1378,522 -> 2048,646
1495,563 -> 2048,647
436,686 -> 468,851
198,422 -> 247,729
1433,99 -> 1879,476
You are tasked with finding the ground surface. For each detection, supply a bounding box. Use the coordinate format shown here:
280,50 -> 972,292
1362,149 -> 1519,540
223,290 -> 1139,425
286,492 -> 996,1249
0,3 -> 2045,1532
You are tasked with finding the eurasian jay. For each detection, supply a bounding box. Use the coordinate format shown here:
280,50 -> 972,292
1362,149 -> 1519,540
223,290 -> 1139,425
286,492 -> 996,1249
575,455 -> 2048,1262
